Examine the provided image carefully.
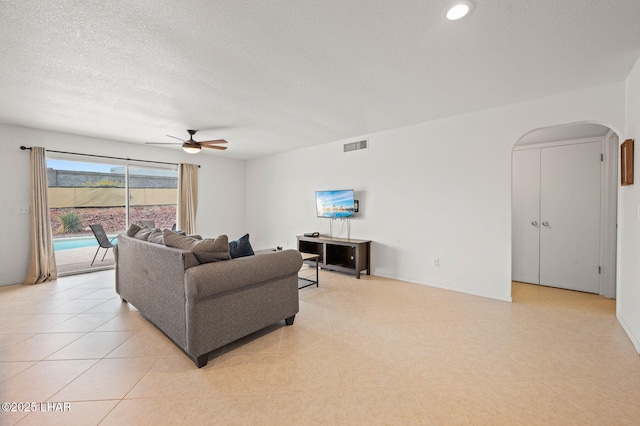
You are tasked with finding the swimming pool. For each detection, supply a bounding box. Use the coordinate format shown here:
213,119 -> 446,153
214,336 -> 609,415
53,236 -> 118,251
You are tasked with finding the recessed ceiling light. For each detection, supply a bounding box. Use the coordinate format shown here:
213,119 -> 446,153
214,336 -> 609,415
445,1 -> 474,21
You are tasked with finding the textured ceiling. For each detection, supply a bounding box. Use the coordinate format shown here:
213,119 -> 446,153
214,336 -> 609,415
1,0 -> 640,160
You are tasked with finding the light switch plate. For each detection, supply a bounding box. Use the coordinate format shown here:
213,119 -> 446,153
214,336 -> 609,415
17,206 -> 29,215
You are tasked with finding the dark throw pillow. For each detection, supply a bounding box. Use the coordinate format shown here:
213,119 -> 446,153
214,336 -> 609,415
229,233 -> 255,259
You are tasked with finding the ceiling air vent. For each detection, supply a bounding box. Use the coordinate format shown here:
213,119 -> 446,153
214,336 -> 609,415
344,139 -> 368,152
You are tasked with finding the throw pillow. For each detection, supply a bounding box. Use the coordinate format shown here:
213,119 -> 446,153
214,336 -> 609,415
229,233 -> 255,258
133,227 -> 153,241
163,230 -> 231,263
147,229 -> 164,244
126,223 -> 142,237
161,228 -> 189,239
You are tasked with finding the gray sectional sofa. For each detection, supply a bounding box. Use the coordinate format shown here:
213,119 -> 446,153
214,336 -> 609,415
114,229 -> 302,367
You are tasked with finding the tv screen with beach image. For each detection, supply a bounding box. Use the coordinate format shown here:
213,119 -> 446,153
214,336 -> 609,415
316,190 -> 355,218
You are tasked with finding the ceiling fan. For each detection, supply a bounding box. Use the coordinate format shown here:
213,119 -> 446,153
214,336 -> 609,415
146,129 -> 228,154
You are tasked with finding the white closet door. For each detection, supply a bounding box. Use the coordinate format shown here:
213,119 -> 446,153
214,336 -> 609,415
512,149 -> 541,284
539,142 -> 601,293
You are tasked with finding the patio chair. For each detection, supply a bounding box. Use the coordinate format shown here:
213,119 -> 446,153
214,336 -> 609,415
89,224 -> 116,266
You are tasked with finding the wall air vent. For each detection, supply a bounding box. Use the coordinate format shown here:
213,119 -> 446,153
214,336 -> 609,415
344,139 -> 368,152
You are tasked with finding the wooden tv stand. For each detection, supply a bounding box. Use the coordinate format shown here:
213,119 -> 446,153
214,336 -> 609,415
297,235 -> 371,279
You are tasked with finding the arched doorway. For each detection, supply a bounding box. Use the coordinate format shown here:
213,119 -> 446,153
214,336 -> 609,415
512,122 -> 619,298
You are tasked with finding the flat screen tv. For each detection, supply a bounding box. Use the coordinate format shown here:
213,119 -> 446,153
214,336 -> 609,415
316,189 -> 355,218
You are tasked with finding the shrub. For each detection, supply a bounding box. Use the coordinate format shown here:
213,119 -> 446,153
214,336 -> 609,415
56,210 -> 84,234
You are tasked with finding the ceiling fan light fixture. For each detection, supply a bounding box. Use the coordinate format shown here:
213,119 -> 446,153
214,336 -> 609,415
146,129 -> 227,153
445,1 -> 474,20
182,143 -> 201,154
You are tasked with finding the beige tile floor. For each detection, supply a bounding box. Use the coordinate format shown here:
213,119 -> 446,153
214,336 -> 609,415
1,270 -> 639,425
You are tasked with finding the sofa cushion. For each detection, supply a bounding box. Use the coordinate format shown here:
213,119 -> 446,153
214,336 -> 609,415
126,223 -> 142,237
163,230 -> 231,263
133,227 -> 154,241
229,233 -> 255,258
126,223 -> 154,241
148,229 -> 164,244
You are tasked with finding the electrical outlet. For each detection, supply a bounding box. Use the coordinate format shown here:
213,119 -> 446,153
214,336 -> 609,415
432,257 -> 440,267
17,206 -> 29,215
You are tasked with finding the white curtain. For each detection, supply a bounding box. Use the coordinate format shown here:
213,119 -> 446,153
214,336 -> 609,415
24,147 -> 57,284
178,163 -> 198,234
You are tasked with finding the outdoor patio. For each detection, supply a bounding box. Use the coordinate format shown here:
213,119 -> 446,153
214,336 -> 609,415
55,245 -> 115,276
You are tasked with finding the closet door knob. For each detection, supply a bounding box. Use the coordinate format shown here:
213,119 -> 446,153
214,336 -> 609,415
542,221 -> 549,226
531,221 -> 538,226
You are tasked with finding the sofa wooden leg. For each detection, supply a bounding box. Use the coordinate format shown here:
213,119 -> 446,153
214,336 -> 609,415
285,315 -> 295,326
195,354 -> 208,368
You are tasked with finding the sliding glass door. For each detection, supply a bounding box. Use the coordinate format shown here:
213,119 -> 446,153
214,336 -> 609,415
47,157 -> 177,274
128,167 -> 178,229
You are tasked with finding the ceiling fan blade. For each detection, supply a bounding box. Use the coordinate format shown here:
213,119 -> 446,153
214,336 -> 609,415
148,131 -> 229,152
198,139 -> 228,145
145,142 -> 181,145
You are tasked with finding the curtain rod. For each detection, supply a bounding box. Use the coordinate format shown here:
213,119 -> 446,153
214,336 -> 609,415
19,146 -> 200,168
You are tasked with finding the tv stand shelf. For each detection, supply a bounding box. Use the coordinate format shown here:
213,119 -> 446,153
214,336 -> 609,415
297,235 -> 371,279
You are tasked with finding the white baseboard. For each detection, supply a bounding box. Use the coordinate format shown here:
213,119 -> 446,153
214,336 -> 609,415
373,272 -> 513,303
617,312 -> 640,355
0,276 -> 23,286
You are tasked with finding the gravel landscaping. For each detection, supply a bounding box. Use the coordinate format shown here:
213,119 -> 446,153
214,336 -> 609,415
50,205 -> 177,237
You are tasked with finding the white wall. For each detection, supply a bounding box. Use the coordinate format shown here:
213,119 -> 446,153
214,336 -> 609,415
0,124 -> 246,286
618,56 -> 640,354
0,78 -> 635,345
247,82 -> 626,302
